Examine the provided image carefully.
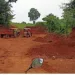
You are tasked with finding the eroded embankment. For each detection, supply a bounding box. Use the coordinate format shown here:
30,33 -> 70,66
27,28 -> 75,59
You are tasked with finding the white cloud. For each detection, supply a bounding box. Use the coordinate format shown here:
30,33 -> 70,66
11,0 -> 69,23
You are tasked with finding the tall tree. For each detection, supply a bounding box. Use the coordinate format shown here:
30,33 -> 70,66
62,0 -> 75,28
42,13 -> 60,32
0,0 -> 14,27
28,8 -> 40,24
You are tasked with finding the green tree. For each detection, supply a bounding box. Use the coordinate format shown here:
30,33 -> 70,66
0,0 -> 14,27
9,0 -> 17,2
21,21 -> 26,24
60,0 -> 75,35
28,8 -> 40,24
62,0 -> 75,28
59,19 -> 70,35
42,13 -> 60,33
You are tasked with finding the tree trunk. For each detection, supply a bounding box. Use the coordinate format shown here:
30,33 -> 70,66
33,21 -> 35,24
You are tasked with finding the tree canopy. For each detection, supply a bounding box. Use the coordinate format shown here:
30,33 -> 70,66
62,0 -> 75,28
42,14 -> 60,32
9,0 -> 17,2
28,8 -> 40,24
41,0 -> 75,35
0,0 -> 14,27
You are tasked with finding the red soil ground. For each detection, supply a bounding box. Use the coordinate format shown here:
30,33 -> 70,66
0,26 -> 75,73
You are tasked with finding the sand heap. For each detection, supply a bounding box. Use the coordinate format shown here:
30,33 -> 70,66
28,28 -> 75,59
26,25 -> 47,34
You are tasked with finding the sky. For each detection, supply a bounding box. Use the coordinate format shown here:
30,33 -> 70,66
11,0 -> 70,23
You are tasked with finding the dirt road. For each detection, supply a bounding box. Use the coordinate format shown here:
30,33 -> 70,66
0,34 -> 75,73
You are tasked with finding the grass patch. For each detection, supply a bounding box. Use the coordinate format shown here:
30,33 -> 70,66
11,23 -> 35,29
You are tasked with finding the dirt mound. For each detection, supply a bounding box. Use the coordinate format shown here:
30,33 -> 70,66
69,27 -> 75,40
26,25 -> 47,34
34,27 -> 75,43
33,37 -> 48,43
28,28 -> 75,59
34,33 -> 65,43
44,33 -> 64,42
28,42 -> 75,59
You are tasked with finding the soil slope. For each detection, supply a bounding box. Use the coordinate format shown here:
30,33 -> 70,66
0,27 -> 75,73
